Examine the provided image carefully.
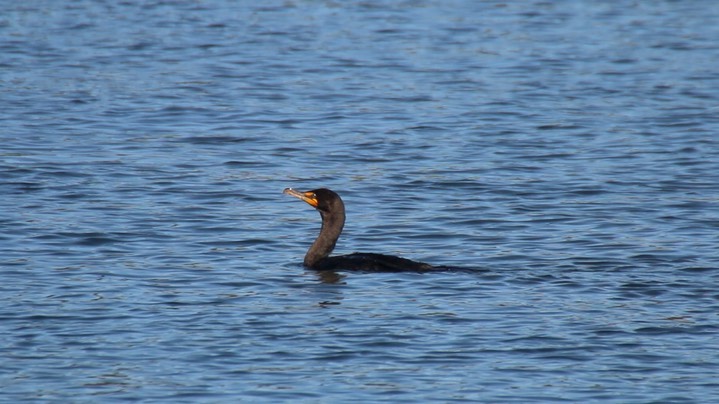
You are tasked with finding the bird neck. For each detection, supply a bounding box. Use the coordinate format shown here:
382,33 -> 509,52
304,208 -> 345,267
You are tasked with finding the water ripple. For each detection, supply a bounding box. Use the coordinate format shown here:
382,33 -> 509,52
2,1 -> 719,403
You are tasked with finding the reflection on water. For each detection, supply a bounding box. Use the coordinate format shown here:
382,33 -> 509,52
314,270 -> 346,285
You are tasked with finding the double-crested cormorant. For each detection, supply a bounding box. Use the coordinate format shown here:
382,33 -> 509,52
283,188 -> 438,272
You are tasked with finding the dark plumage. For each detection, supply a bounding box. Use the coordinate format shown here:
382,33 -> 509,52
283,188 -> 439,272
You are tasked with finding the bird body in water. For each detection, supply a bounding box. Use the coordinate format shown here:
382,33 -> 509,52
283,188 -> 440,272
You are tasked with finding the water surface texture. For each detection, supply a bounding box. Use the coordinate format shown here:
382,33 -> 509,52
2,1 -> 719,402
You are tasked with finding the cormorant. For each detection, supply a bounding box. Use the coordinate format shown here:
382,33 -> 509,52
284,188 -> 440,272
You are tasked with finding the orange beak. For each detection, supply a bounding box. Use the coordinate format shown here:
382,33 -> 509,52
283,188 -> 319,208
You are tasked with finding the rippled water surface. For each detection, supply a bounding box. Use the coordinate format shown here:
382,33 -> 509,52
2,1 -> 719,402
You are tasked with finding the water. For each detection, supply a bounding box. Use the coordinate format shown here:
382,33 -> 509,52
2,1 -> 719,402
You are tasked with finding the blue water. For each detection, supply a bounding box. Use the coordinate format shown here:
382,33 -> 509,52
2,1 -> 719,402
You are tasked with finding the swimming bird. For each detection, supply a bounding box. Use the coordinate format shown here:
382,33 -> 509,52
284,188 -> 440,272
